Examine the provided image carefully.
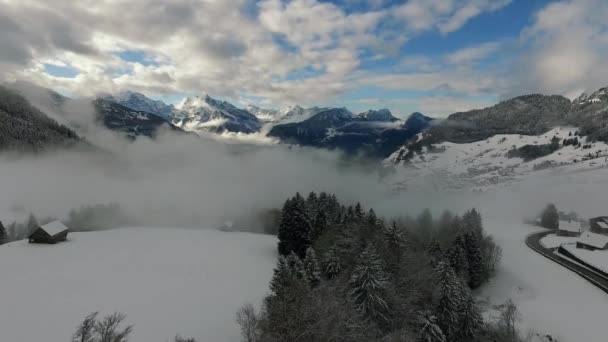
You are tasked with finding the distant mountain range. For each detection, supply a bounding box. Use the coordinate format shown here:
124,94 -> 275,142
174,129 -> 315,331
4,81 -> 608,165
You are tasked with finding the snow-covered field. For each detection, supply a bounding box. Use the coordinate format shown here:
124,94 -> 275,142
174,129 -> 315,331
0,227 -> 277,342
481,221 -> 608,342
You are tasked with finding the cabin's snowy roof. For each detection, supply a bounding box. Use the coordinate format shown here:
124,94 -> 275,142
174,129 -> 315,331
579,231 -> 608,249
39,220 -> 69,236
597,221 -> 608,230
559,220 -> 582,233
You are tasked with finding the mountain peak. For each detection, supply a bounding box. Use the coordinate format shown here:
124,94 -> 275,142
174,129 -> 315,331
357,108 -> 398,122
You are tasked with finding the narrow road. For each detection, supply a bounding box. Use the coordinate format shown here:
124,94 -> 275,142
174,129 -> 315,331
526,230 -> 608,294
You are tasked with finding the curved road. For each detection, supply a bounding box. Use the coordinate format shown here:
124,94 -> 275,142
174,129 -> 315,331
526,231 -> 608,294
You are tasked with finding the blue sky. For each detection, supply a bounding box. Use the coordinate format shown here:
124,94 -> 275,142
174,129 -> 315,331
11,0 -> 604,118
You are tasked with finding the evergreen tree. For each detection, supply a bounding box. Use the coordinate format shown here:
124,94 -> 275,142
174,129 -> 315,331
438,210 -> 454,233
303,247 -> 321,287
287,252 -> 306,280
427,240 -> 443,263
446,235 -> 469,280
322,245 -> 342,280
417,209 -> 433,230
26,213 -> 38,235
348,245 -> 390,324
268,256 -> 293,300
306,191 -> 319,218
277,194 -> 313,258
540,203 -> 559,229
418,313 -> 446,342
464,232 -> 483,289
435,261 -> 465,341
311,210 -> 327,241
0,221 -> 7,245
457,291 -> 483,342
354,202 -> 365,220
7,223 -> 16,242
383,221 -> 405,268
462,209 -> 483,238
366,209 -> 378,227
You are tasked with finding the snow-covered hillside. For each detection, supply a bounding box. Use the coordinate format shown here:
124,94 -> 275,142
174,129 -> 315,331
387,127 -> 608,191
0,228 -> 276,342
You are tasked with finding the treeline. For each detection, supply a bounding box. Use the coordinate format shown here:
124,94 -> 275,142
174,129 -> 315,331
236,192 -> 527,342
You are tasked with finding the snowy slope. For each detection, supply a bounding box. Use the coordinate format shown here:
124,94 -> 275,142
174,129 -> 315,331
0,228 -> 276,342
387,127 -> 608,191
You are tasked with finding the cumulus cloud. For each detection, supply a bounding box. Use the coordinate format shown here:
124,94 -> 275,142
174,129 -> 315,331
513,0 -> 608,98
0,0 -> 513,110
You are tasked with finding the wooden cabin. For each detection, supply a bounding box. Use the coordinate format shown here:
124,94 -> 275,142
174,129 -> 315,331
590,216 -> 608,235
576,231 -> 608,251
556,220 -> 582,237
28,220 -> 69,244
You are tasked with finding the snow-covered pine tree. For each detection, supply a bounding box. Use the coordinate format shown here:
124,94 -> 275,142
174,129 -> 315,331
268,256 -> 293,300
306,191 -> 319,218
277,194 -> 313,258
435,261 -> 465,341
540,203 -> 559,229
354,202 -> 364,220
0,221 -> 7,245
348,245 -> 390,324
312,210 -> 327,241
464,231 -> 483,289
366,209 -> 378,227
446,234 -> 469,280
303,247 -> 321,287
418,313 -> 446,342
383,221 -> 405,268
427,240 -> 442,260
287,252 -> 306,280
462,208 -> 483,238
457,291 -> 483,342
322,245 -> 342,280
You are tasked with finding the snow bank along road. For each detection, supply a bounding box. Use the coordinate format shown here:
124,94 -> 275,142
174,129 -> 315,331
526,230 -> 608,294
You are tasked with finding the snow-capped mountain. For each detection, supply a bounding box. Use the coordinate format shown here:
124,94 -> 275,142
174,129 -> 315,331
268,108 -> 432,158
357,108 -> 398,122
93,99 -> 183,138
246,104 -> 329,124
104,91 -> 175,120
173,95 -> 261,134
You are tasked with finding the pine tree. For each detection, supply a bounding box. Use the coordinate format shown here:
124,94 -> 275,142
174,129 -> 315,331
322,245 -> 342,280
417,209 -> 433,230
287,252 -> 306,280
383,221 -> 405,267
354,202 -> 365,220
446,235 -> 469,280
462,209 -> 483,238
366,209 -> 378,227
464,232 -> 483,289
540,204 -> 559,229
435,261 -> 465,341
26,213 -> 38,235
268,256 -> 293,300
277,194 -> 313,258
303,247 -> 321,287
348,245 -> 390,324
418,313 -> 446,342
427,240 -> 443,263
0,221 -> 7,245
306,191 -> 319,218
311,210 -> 327,241
457,291 -> 483,342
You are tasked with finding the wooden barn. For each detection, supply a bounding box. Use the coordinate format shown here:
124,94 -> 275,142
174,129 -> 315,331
576,231 -> 608,251
589,216 -> 608,235
28,220 -> 69,244
556,220 -> 582,237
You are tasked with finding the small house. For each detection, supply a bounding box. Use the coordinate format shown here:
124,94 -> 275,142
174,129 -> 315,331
556,220 -> 582,237
590,216 -> 608,235
28,220 -> 69,244
576,231 -> 608,251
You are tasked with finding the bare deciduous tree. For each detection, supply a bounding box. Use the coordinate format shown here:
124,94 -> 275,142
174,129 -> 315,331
236,303 -> 259,342
72,312 -> 99,342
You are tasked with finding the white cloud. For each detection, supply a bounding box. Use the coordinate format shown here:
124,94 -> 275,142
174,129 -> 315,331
515,0 -> 608,98
445,41 -> 502,65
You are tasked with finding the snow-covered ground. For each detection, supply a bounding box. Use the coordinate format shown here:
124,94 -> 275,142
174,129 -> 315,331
480,221 -> 608,342
0,227 -> 277,342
